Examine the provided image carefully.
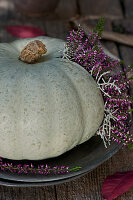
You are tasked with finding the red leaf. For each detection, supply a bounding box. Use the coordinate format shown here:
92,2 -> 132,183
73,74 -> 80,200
5,25 -> 47,38
102,171 -> 133,200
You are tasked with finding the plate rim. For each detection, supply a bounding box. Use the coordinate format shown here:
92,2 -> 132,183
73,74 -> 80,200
0,142 -> 122,186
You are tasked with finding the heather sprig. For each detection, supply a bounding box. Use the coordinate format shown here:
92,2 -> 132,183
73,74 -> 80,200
93,17 -> 105,36
62,22 -> 133,148
0,157 -> 81,175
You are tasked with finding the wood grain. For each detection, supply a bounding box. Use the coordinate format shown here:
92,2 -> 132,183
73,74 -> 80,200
124,0 -> 133,18
0,186 -> 56,200
78,0 -> 123,19
55,0 -> 78,19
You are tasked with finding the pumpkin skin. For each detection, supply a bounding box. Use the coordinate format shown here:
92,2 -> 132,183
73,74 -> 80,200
0,36 -> 104,160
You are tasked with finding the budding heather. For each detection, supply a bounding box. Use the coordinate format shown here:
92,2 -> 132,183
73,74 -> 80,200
62,22 -> 132,148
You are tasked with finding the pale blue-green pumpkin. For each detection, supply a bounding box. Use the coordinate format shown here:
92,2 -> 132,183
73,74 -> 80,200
0,36 -> 104,160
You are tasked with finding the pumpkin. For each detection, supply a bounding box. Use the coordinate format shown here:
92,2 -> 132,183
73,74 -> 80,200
0,36 -> 104,160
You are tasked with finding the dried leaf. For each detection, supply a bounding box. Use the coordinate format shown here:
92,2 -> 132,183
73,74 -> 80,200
5,25 -> 46,38
102,171 -> 133,200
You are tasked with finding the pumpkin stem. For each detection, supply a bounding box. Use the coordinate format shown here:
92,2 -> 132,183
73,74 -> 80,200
19,40 -> 47,64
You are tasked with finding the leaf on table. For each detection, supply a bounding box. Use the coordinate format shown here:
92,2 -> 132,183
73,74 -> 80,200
101,171 -> 133,200
5,25 -> 47,38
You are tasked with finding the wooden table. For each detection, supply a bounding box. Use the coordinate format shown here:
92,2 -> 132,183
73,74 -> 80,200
0,0 -> 132,199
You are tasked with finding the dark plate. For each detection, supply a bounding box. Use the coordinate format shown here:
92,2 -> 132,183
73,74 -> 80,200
0,136 -> 122,186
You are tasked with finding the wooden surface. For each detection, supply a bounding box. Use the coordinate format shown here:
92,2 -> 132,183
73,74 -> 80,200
0,0 -> 133,199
